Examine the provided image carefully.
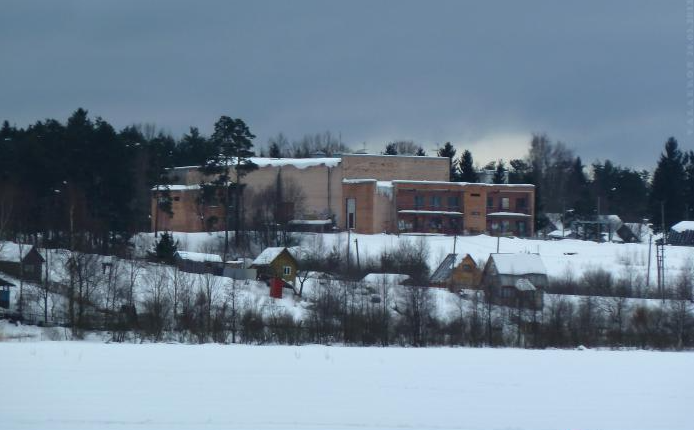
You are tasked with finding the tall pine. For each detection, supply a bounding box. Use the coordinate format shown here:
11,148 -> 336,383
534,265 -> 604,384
649,137 -> 686,231
437,142 -> 459,181
458,150 -> 478,182
200,116 -> 258,257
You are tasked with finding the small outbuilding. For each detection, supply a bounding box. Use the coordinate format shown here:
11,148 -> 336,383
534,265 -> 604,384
0,242 -> 44,282
429,253 -> 481,290
250,247 -> 298,286
174,251 -> 223,275
481,253 -> 548,309
669,221 -> 694,246
0,276 -> 15,309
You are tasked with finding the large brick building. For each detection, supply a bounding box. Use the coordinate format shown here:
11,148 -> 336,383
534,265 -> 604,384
152,154 -> 535,237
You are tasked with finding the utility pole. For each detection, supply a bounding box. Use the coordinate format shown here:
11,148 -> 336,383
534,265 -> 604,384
596,196 -> 601,242
646,233 -> 652,289
346,228 -> 351,272
453,235 -> 457,254
354,238 -> 361,272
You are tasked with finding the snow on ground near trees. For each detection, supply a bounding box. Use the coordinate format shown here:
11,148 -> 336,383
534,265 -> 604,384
0,342 -> 691,430
135,231 -> 694,283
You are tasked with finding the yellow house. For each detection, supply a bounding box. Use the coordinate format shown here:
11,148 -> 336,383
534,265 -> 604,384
429,253 -> 481,290
250,247 -> 298,285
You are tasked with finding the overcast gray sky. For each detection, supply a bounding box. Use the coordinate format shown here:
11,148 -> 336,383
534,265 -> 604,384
0,1 -> 688,168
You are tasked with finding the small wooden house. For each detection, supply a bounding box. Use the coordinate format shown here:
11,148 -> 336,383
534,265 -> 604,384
173,251 -> 223,275
481,253 -> 548,309
0,242 -> 44,282
429,253 -> 481,290
251,247 -> 298,285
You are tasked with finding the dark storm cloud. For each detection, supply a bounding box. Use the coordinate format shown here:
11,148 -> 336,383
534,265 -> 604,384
0,0 -> 687,167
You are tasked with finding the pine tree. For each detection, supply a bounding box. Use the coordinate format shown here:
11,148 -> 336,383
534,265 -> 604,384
458,150 -> 478,182
567,157 -> 593,217
649,137 -> 686,231
269,142 -> 281,158
437,142 -> 459,181
200,116 -> 258,257
153,232 -> 178,264
175,127 -> 213,166
384,142 -> 398,155
415,147 -> 426,156
492,160 -> 506,184
684,151 -> 694,220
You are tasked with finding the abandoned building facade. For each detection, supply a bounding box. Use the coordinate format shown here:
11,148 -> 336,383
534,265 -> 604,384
152,154 -> 535,237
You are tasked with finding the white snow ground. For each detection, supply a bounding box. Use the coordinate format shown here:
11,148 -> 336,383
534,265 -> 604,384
0,341 -> 691,430
135,231 -> 694,284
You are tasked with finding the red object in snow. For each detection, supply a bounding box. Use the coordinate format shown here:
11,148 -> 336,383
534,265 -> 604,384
270,277 -> 283,299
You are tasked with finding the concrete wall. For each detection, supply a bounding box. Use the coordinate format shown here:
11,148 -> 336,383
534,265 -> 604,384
242,163 -> 343,226
341,154 -> 449,181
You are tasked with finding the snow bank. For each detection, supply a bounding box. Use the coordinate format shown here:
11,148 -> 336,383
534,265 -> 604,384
0,342 -> 690,430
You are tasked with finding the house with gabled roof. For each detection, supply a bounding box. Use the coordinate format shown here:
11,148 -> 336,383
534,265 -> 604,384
250,247 -> 298,286
0,242 -> 44,282
429,253 -> 481,290
481,253 -> 547,309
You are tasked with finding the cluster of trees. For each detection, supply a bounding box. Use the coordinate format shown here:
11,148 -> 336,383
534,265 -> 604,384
393,134 -> 692,231
0,109 -> 224,254
264,131 -> 351,158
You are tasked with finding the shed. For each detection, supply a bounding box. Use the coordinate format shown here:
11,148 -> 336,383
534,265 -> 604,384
481,253 -> 548,309
669,221 -> 694,246
0,242 -> 44,282
429,253 -> 481,290
251,247 -> 298,285
174,251 -> 223,275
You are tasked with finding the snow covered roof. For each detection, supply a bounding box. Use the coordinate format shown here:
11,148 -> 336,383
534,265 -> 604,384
392,180 -> 534,188
398,210 -> 463,216
672,221 -> 694,233
0,242 -> 34,263
288,219 -> 332,225
490,253 -> 547,276
151,184 -> 201,191
361,273 -> 411,285
174,251 -> 222,263
487,212 -> 531,217
252,247 -> 292,266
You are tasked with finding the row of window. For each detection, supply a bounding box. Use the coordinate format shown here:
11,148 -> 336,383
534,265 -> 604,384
487,196 -> 527,210
413,195 -> 460,209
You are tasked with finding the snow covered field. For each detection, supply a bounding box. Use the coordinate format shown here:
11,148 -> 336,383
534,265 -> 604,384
0,341 -> 691,430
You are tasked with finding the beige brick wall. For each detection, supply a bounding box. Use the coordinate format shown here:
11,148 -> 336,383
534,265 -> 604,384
342,154 -> 450,181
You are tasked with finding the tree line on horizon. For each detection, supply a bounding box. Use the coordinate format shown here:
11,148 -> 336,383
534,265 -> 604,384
1,108 -> 693,256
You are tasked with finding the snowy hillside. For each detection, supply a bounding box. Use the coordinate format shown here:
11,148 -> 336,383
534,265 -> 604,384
136,231 -> 694,283
0,341 -> 691,430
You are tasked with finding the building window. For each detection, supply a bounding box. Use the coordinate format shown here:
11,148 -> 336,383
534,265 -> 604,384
501,197 -> 510,210
487,196 -> 493,208
173,196 -> 180,201
462,264 -> 472,272
430,196 -> 441,208
447,196 -> 459,208
414,195 -> 425,208
517,197 -> 526,209
471,193 -> 480,197
283,266 -> 292,276
346,198 -> 356,229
